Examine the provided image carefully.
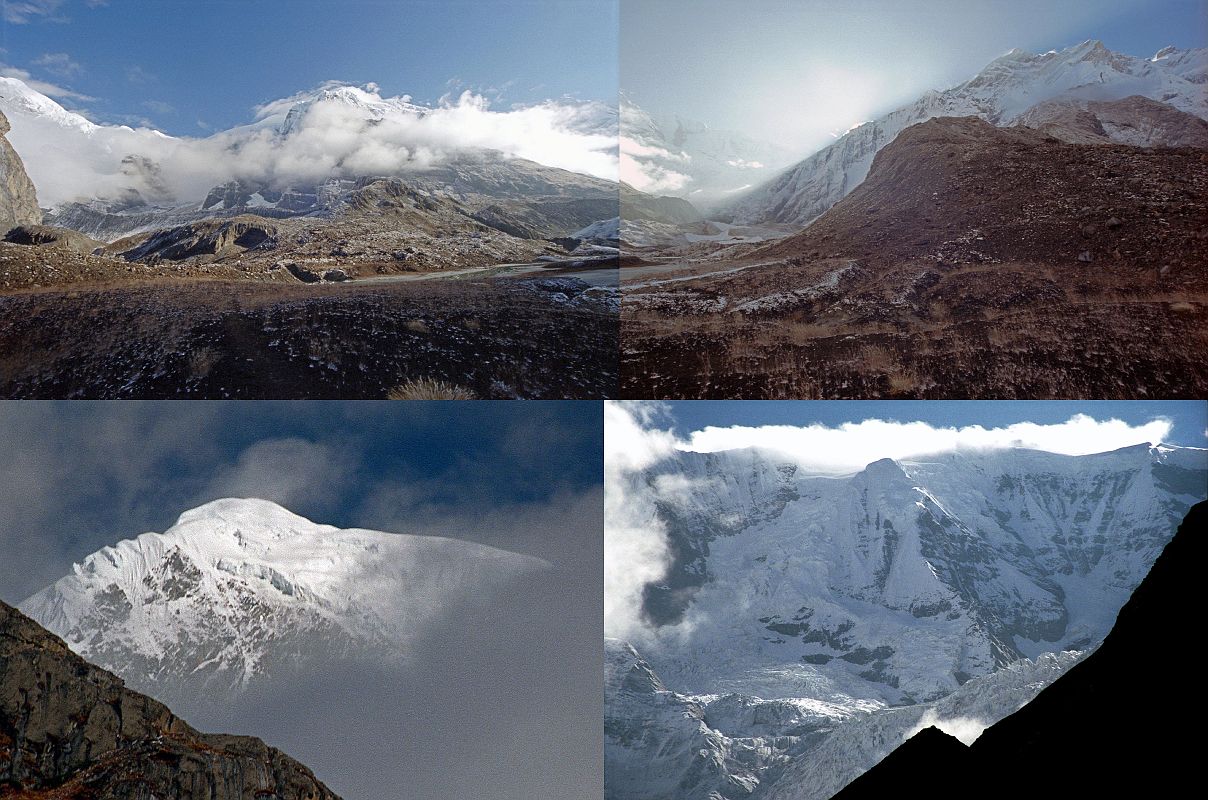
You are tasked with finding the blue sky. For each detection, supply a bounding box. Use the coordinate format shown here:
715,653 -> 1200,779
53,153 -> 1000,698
0,400 -> 602,603
622,0 -> 1208,150
0,0 -> 618,133
663,401 -> 1208,448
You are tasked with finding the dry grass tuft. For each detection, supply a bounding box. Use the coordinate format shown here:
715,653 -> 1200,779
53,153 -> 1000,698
387,377 -> 477,400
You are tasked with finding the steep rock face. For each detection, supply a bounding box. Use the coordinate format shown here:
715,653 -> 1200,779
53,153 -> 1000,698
0,599 -> 340,800
21,498 -> 547,711
831,500 -> 1207,800
604,638 -> 847,800
0,110 -> 40,233
606,640 -> 1081,800
759,650 -> 1081,800
628,445 -> 1205,703
726,42 -> 1207,226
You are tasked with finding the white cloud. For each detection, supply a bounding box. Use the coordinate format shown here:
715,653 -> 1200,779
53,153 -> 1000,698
619,134 -> 694,193
141,99 -> 176,116
621,153 -> 690,193
682,414 -> 1174,474
2,79 -> 618,209
204,438 -> 359,512
124,64 -> 155,85
2,0 -> 65,24
32,52 -> 82,78
604,401 -> 678,641
905,709 -> 988,746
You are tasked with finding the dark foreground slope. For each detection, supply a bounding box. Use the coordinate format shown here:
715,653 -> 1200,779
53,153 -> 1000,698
832,500 -> 1207,799
0,600 -> 340,800
0,275 -> 617,399
621,114 -> 1208,399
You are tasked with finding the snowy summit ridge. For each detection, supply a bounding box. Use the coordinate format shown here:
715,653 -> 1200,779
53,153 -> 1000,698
21,497 -> 546,705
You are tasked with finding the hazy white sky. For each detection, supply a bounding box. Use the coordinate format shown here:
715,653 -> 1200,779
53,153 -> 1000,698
621,0 -> 1207,154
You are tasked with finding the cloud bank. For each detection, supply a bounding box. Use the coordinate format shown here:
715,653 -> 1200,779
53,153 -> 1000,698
603,401 -> 677,641
619,134 -> 691,193
1,79 -> 618,208
682,414 -> 1174,474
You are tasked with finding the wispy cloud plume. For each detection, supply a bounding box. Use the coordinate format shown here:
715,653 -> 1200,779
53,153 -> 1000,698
2,0 -> 66,24
31,52 -> 82,78
905,709 -> 989,746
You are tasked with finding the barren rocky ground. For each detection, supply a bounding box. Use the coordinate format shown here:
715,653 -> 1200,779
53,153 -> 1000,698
0,272 -> 617,399
621,116 -> 1208,399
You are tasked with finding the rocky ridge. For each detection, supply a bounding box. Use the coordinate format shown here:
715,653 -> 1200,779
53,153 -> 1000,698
0,598 -> 340,800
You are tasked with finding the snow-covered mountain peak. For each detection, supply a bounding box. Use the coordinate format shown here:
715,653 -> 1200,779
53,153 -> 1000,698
628,442 -> 1205,704
0,76 -> 98,133
170,496 -> 333,537
21,499 -> 546,706
260,82 -> 430,137
858,457 -> 911,480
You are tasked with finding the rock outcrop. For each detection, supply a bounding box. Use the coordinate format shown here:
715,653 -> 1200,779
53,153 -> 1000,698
4,224 -> 102,256
120,216 -> 279,262
0,599 -> 341,800
0,110 -> 41,233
